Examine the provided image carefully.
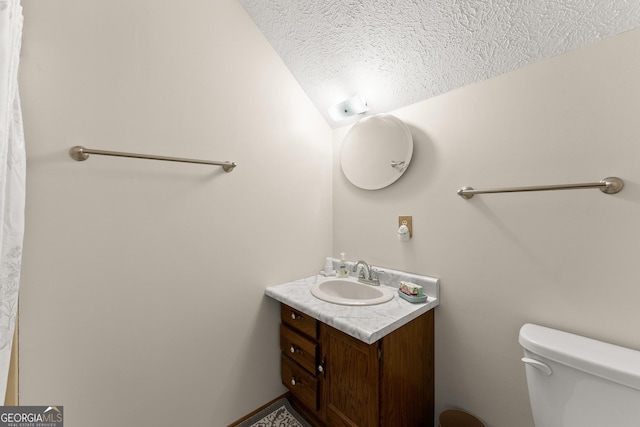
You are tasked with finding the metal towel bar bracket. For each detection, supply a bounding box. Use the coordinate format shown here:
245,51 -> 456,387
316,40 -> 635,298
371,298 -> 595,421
458,176 -> 623,199
69,146 -> 237,172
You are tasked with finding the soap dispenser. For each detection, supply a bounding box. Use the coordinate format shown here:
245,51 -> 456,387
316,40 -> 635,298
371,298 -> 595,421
337,253 -> 349,277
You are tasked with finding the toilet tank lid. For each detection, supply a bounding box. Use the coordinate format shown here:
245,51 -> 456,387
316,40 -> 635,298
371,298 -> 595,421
519,323 -> 640,391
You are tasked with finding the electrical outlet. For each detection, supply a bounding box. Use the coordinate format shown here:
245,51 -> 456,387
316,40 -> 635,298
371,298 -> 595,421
398,216 -> 412,238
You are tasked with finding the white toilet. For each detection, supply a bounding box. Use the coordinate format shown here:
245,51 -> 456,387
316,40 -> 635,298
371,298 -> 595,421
519,323 -> 640,427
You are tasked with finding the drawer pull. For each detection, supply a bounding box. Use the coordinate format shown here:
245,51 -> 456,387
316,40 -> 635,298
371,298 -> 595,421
317,365 -> 323,373
290,311 -> 303,320
291,376 -> 300,386
290,345 -> 303,355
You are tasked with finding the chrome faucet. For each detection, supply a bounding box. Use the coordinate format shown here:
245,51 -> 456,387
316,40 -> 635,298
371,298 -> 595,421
353,260 -> 380,286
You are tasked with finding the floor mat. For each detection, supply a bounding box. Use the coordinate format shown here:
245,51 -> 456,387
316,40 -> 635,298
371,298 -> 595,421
236,398 -> 313,427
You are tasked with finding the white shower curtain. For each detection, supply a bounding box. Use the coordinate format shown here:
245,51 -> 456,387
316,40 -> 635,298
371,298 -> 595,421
0,0 -> 25,404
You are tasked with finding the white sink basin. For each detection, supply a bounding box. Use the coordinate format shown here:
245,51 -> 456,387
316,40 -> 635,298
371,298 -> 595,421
310,277 -> 395,306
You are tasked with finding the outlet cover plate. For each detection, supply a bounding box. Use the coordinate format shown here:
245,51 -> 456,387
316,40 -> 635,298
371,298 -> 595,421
399,216 -> 412,238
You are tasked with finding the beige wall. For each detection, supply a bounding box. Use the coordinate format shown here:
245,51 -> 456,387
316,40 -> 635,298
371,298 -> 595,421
19,0 -> 332,425
333,28 -> 640,426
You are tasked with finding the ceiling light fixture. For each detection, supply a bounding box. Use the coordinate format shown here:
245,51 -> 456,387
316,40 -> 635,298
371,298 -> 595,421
327,95 -> 369,122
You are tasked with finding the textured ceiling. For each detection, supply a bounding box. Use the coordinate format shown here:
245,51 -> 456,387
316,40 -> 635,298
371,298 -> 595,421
239,0 -> 640,128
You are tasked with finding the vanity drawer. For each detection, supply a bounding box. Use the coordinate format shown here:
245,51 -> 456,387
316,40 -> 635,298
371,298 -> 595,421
280,324 -> 318,374
281,354 -> 319,411
281,304 -> 318,339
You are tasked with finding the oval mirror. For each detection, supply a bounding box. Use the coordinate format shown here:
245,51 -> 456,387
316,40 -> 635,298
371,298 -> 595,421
340,114 -> 413,190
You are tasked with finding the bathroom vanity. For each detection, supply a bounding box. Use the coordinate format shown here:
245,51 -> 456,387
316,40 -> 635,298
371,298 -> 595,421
266,272 -> 439,427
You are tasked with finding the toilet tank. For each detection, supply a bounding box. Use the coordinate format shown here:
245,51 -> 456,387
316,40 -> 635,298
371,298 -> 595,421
519,323 -> 640,427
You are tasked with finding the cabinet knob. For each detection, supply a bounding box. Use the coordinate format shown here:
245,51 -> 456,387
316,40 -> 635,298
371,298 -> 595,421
291,312 -> 297,320
290,346 -> 296,353
317,365 -> 324,373
290,377 -> 297,386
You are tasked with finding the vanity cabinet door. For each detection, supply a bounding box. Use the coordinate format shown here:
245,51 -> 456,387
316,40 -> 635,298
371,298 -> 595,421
321,324 -> 380,427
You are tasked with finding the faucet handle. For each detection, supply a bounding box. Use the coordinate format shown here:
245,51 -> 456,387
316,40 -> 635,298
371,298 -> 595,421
370,268 -> 383,283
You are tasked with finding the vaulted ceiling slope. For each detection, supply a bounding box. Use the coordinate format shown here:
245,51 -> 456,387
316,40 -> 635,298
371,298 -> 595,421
239,0 -> 640,127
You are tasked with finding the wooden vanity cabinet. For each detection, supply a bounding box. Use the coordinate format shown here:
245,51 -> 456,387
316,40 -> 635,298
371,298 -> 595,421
279,303 -> 434,427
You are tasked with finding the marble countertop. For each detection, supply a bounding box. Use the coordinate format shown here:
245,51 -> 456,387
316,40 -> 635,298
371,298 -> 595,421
265,265 -> 439,344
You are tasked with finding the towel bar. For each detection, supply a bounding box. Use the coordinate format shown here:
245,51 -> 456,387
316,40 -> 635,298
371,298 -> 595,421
69,146 -> 237,172
457,177 -> 623,199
